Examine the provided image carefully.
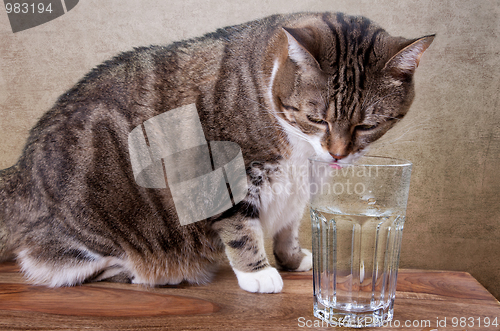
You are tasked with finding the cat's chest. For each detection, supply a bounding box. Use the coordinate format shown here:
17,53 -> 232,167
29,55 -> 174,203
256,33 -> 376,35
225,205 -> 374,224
258,139 -> 314,235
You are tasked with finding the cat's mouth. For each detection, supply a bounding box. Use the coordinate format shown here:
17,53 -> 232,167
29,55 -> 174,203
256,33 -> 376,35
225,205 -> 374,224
319,148 -> 368,166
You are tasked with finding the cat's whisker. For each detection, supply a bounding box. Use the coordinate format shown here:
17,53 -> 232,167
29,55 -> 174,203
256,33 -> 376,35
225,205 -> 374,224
240,96 -> 290,117
391,116 -> 433,131
375,123 -> 432,146
360,84 -> 374,111
275,121 -> 311,143
362,90 -> 378,112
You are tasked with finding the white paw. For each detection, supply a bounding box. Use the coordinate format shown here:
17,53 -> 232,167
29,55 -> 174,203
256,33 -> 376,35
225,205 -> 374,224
233,267 -> 283,293
294,248 -> 313,272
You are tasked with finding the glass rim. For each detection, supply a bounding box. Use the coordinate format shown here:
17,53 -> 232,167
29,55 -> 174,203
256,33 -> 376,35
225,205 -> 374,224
308,155 -> 412,167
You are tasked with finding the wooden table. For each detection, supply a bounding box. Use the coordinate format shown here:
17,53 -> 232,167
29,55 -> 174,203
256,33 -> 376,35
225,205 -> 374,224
0,262 -> 498,330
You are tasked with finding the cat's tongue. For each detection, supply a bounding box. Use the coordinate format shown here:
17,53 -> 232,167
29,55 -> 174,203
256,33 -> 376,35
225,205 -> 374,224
329,162 -> 342,170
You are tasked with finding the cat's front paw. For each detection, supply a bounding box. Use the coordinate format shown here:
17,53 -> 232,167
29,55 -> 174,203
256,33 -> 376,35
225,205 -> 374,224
233,267 -> 283,293
294,248 -> 313,272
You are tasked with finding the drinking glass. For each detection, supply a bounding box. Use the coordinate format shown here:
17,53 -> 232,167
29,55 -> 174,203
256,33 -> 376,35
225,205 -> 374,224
309,156 -> 412,328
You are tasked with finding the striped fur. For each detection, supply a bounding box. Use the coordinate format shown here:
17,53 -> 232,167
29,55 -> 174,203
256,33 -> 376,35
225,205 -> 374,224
0,12 -> 433,292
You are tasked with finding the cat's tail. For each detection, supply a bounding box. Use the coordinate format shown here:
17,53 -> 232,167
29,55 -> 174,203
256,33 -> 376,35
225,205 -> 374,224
0,165 -> 17,262
0,217 -> 8,262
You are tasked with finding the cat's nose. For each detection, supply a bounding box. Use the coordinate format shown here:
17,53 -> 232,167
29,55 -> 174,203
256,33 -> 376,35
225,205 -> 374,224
330,152 -> 347,160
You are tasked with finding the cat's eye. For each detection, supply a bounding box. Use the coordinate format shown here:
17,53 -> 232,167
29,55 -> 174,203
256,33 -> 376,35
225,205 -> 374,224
281,103 -> 300,112
307,115 -> 327,125
356,124 -> 378,131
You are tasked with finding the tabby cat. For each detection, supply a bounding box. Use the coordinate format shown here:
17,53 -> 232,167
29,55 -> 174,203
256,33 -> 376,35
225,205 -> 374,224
0,12 -> 433,293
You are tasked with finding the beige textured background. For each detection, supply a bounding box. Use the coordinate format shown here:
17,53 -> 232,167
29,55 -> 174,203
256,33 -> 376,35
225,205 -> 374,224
0,0 -> 499,299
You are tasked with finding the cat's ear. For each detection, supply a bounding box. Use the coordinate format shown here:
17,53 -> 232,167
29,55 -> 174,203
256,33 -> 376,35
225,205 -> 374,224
282,27 -> 321,70
384,35 -> 435,77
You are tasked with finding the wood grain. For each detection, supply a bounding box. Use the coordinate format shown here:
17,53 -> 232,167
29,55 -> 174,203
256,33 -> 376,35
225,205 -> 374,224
0,261 -> 498,330
0,283 -> 219,317
396,269 -> 497,301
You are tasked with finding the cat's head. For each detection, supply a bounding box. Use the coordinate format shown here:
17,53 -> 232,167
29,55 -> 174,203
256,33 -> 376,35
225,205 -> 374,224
270,14 -> 434,163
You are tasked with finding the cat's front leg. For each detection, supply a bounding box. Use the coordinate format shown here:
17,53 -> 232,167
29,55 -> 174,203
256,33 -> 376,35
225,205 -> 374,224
212,214 -> 283,293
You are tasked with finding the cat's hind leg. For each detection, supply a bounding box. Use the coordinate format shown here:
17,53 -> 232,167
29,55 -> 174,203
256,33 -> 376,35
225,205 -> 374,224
17,246 -> 127,287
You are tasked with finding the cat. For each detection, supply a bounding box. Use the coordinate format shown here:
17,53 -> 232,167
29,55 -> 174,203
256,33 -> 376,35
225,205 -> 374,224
0,12 -> 433,293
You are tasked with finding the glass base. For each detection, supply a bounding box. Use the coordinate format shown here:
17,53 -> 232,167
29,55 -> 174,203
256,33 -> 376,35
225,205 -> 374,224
313,301 -> 394,328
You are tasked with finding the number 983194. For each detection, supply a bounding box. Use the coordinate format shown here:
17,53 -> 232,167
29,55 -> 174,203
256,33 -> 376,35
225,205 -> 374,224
5,2 -> 54,14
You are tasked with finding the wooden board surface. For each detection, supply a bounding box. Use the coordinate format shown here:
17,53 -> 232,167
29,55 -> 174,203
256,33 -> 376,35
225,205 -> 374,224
0,262 -> 498,330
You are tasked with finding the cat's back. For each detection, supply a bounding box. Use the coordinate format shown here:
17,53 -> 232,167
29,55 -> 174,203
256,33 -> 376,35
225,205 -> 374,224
10,11 -> 387,189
